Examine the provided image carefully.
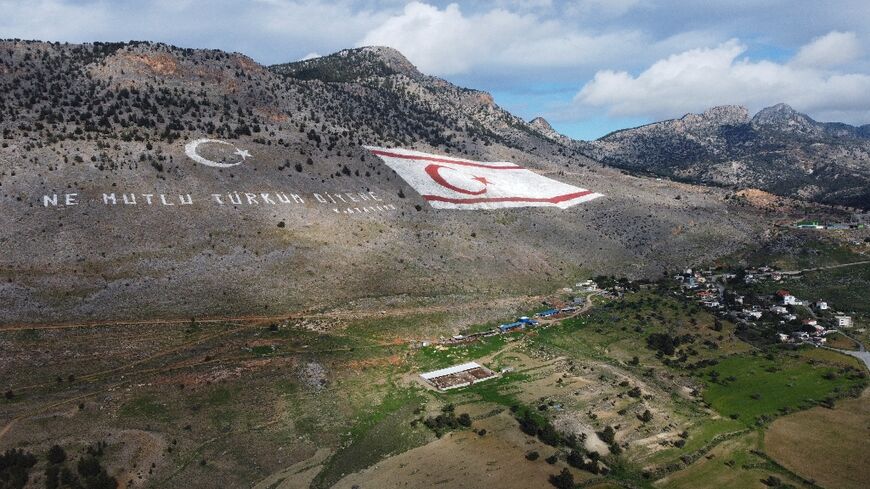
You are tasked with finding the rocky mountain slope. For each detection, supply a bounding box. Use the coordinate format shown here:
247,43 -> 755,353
583,104 -> 870,209
0,41 -> 782,323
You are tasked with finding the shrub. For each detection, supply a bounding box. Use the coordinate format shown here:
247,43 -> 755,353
598,426 -> 615,444
47,445 -> 66,464
549,468 -> 575,489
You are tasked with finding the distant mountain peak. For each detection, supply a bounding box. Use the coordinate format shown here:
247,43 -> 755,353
682,105 -> 750,126
529,116 -> 566,141
530,116 -> 553,130
271,45 -> 422,82
752,103 -> 811,125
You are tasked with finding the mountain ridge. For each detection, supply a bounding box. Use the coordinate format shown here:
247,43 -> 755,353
584,103 -> 870,209
0,39 -> 815,322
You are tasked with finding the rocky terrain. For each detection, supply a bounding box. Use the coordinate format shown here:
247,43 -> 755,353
0,41 -> 796,323
583,104 -> 870,209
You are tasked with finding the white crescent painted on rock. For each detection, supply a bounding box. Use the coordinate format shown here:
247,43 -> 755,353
184,138 -> 247,168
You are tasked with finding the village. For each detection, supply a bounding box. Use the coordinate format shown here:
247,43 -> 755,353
674,266 -> 859,349
419,262 -> 867,391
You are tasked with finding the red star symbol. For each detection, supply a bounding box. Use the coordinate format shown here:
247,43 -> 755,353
473,176 -> 489,185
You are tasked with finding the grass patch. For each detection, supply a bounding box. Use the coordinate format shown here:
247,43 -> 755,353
699,351 -> 867,426
414,335 -> 508,370
118,395 -> 170,422
309,384 -> 428,489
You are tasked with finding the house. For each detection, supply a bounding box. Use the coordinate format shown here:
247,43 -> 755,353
535,308 -> 560,318
784,314 -> 797,321
802,319 -> 818,327
776,289 -> 797,305
518,316 -> 539,326
814,301 -> 829,311
770,305 -> 788,315
836,316 -> 853,328
743,309 -> 763,319
778,333 -> 790,343
795,220 -> 823,229
576,280 -> 597,291
499,321 -> 524,332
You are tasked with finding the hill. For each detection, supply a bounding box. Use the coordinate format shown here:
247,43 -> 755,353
583,104 -> 870,209
0,41 -> 787,323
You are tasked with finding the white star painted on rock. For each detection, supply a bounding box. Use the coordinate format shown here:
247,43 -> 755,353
234,147 -> 252,160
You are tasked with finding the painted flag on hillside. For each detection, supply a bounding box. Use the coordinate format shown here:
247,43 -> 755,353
366,146 -> 603,210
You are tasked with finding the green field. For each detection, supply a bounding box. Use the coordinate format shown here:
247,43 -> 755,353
529,291 -> 749,367
699,350 -> 867,426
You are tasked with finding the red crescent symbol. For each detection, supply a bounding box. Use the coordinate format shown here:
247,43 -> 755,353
425,164 -> 488,195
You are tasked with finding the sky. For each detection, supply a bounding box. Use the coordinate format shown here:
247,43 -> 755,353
2,0 -> 869,140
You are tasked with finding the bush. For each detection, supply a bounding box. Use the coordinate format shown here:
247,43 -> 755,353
47,445 -> 66,464
597,426 -> 615,444
525,451 -> 540,461
77,456 -> 102,478
549,468 -> 575,489
639,409 -> 653,422
0,449 -> 37,489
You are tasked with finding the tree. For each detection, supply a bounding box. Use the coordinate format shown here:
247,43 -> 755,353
640,410 -> 653,423
549,468 -> 575,489
45,465 -> 60,489
77,456 -> 101,478
598,426 -> 615,444
47,445 -> 66,464
0,449 -> 37,489
457,413 -> 472,427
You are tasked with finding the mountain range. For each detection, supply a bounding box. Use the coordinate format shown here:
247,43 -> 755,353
0,40 -> 841,323
582,103 -> 870,209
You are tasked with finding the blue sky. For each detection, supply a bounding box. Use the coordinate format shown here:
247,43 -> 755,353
2,0 -> 869,139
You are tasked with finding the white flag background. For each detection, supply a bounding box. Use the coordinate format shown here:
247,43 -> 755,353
366,147 -> 603,210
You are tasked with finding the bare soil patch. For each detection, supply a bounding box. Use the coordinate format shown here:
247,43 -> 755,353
765,388 -> 870,489
332,411 -> 588,489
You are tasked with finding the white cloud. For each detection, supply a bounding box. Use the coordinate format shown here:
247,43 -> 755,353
563,0 -> 646,18
791,31 -> 862,68
357,2 -> 651,76
574,34 -> 870,124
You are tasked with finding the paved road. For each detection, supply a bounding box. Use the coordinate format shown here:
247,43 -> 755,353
780,259 -> 870,276
826,331 -> 870,371
828,347 -> 870,371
